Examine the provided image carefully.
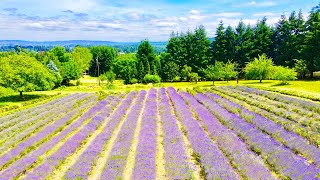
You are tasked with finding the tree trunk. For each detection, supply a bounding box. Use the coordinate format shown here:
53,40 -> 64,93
260,79 -> 262,83
20,91 -> 23,97
213,80 -> 215,86
237,78 -> 239,84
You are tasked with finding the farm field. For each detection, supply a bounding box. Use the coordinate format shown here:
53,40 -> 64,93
0,87 -> 319,179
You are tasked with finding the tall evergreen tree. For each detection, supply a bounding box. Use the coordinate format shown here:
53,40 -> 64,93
191,26 -> 211,74
289,10 -> 306,64
235,21 -> 248,69
252,17 -> 273,58
303,7 -> 320,77
224,25 -> 236,62
242,26 -> 255,63
211,21 -> 227,63
273,14 -> 292,66
136,40 -> 157,80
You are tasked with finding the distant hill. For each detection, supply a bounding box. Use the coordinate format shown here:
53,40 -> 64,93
0,40 -> 168,54
0,40 -> 166,46
0,39 -> 215,54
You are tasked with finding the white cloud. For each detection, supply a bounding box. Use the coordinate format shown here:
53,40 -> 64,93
242,1 -> 276,7
211,12 -> 243,18
189,10 -> 200,15
253,12 -> 275,17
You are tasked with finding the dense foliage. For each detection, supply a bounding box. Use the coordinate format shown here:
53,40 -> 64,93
0,54 -> 58,96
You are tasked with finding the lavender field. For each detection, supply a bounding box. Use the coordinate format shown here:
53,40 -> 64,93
0,87 -> 319,180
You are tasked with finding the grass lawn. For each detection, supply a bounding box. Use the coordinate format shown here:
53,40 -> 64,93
1,76 -> 320,114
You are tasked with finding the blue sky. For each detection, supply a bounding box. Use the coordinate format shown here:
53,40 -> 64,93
0,0 -> 318,42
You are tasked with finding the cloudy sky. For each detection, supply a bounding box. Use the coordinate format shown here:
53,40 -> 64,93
0,0 -> 318,42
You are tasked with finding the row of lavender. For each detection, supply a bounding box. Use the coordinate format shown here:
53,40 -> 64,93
0,93 -> 105,179
22,93 -> 129,180
220,86 -> 320,132
0,94 -> 79,143
213,86 -> 320,149
0,94 -> 96,171
0,94 -> 91,156
199,92 -> 319,178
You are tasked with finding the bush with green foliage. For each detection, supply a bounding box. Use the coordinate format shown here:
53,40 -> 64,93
273,66 -> 297,84
100,71 -> 116,85
142,74 -> 161,84
189,72 -> 200,83
245,54 -> 274,83
130,78 -> 138,84
294,59 -> 309,79
181,65 -> 192,81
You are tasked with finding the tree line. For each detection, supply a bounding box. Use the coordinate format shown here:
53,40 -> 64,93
118,6 -> 319,83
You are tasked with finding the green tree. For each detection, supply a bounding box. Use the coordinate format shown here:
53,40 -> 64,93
225,26 -> 236,62
48,46 -> 82,85
273,14 -> 292,66
294,59 -> 309,79
136,40 -> 157,81
242,25 -> 256,62
162,61 -> 180,82
114,58 -> 138,85
190,26 -> 211,73
303,7 -> 320,77
245,54 -> 274,83
289,10 -> 306,66
235,21 -> 252,69
50,46 -> 71,63
222,61 -> 238,82
189,72 -> 200,83
202,61 -> 224,85
210,21 -> 227,63
60,60 -> 82,85
273,66 -> 297,84
113,54 -> 137,81
72,46 -> 93,73
47,60 -> 62,86
0,54 -> 57,96
181,65 -> 192,81
89,46 -> 117,76
252,17 -> 273,58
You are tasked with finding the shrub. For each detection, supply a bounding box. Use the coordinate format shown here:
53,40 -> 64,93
189,73 -> 200,83
100,71 -> 116,85
273,66 -> 297,85
130,78 -> 138,84
142,74 -> 161,84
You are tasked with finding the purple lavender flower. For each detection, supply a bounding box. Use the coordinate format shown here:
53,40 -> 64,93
167,87 -> 241,180
132,89 -> 158,180
0,95 -> 121,179
100,90 -> 146,179
196,92 -> 320,179
158,88 -> 195,179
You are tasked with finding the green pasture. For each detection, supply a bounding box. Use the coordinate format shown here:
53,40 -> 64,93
1,75 -> 320,115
